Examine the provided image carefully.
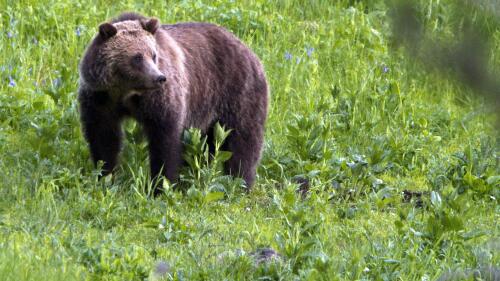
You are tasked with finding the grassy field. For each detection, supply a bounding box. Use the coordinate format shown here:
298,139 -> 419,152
0,0 -> 499,280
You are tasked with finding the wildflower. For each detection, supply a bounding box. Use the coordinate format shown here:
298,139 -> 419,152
53,77 -> 62,88
284,51 -> 292,61
7,31 -> 13,38
306,47 -> 314,57
153,261 -> 170,278
8,76 -> 16,87
75,26 -> 82,37
382,65 -> 389,73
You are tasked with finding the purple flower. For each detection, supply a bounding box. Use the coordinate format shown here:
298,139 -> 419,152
382,65 -> 389,73
7,31 -> 13,38
75,26 -> 81,37
8,76 -> 16,87
284,51 -> 292,61
53,77 -> 62,88
306,47 -> 314,57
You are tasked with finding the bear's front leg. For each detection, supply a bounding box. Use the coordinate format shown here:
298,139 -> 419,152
79,89 -> 123,176
143,120 -> 183,194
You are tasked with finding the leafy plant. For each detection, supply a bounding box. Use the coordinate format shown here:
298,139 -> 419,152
180,123 -> 244,203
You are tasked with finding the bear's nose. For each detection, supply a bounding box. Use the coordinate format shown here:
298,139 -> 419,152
155,75 -> 167,84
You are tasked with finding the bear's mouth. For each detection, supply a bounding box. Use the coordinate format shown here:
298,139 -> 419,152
134,87 -> 161,93
133,84 -> 163,92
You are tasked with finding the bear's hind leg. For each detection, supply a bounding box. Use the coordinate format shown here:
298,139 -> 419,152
222,126 -> 264,188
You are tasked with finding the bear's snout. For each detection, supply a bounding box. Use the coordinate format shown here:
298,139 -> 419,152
155,75 -> 167,84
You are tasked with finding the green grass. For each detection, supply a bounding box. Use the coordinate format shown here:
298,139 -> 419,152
0,0 -> 498,280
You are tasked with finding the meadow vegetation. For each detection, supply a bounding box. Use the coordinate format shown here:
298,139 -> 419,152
0,0 -> 498,280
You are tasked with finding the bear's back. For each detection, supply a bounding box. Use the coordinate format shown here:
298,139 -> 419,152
160,21 -> 265,85
159,21 -> 267,132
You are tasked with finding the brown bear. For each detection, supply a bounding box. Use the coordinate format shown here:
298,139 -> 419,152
78,13 -> 268,193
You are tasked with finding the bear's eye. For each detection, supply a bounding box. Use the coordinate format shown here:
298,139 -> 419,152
152,53 -> 157,63
132,54 -> 143,65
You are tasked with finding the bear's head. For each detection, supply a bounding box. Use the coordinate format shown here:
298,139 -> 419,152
80,17 -> 166,92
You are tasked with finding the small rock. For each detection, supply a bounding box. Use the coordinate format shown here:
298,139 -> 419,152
402,190 -> 425,208
292,176 -> 310,198
250,248 -> 282,265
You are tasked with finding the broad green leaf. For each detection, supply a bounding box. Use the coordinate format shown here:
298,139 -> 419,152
430,191 -> 442,208
486,175 -> 500,186
217,151 -> 233,162
205,191 -> 225,203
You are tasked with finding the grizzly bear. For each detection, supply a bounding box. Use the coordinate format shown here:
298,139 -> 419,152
78,13 -> 268,193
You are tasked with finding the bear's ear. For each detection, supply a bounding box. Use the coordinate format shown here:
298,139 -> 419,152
141,18 -> 160,34
98,23 -> 117,40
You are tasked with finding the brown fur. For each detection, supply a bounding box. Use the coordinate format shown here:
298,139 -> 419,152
78,13 -> 268,193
